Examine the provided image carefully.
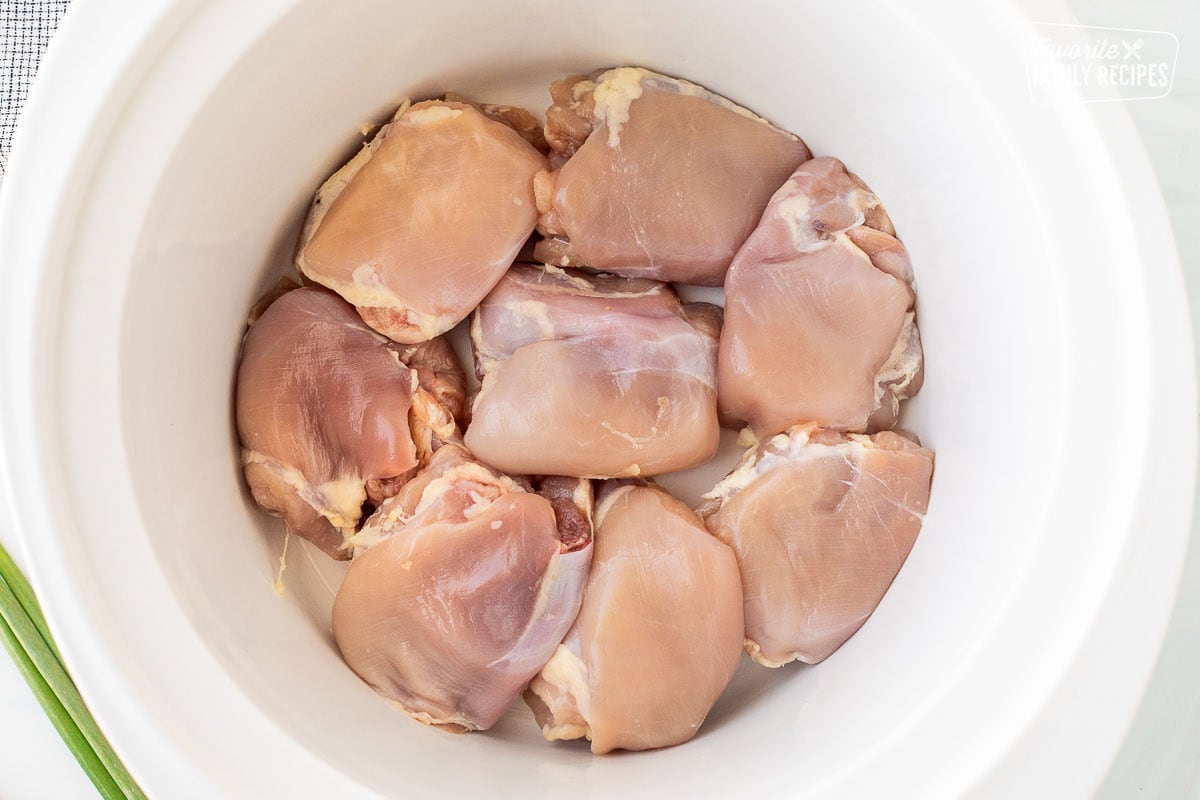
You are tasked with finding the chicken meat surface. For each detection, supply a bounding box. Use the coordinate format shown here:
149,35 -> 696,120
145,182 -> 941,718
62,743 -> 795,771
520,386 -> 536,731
296,99 -> 548,343
525,482 -> 739,758
392,335 -> 469,462
236,286 -> 422,560
332,445 -> 593,731
525,482 -> 743,753
534,67 -> 811,285
698,424 -> 934,666
465,265 -> 721,478
719,157 -> 924,437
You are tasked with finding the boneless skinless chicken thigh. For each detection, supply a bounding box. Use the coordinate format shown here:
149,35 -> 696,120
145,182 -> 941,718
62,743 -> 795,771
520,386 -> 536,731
699,424 -> 934,666
236,286 -> 424,559
465,265 -> 722,478
534,67 -> 811,285
525,482 -> 743,753
719,157 -> 924,436
296,99 -> 547,343
333,444 -> 593,730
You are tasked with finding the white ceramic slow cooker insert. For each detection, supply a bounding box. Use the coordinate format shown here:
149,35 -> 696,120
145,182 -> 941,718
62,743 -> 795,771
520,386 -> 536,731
0,0 -> 1193,797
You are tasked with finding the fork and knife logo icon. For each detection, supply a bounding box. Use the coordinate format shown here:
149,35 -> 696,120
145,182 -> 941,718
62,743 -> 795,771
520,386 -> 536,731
1122,38 -> 1144,60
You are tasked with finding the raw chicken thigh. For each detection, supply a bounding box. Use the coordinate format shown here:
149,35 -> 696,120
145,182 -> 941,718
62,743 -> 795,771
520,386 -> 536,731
525,482 -> 743,753
332,444 -> 593,731
535,67 -> 811,285
393,335 -> 468,426
393,335 -> 469,460
236,286 -> 421,560
698,424 -> 934,666
465,265 -> 721,477
719,157 -> 924,437
296,99 -> 547,343
442,91 -> 549,154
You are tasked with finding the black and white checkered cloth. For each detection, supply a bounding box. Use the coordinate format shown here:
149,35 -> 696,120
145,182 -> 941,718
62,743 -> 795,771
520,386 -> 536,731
1,0 -> 70,178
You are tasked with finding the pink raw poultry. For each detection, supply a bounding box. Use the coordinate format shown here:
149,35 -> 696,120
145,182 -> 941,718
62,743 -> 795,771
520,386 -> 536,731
333,444 -> 593,730
719,157 -> 924,437
466,265 -> 721,478
699,424 -> 934,666
297,99 -> 547,343
534,67 -> 810,285
526,482 -> 743,753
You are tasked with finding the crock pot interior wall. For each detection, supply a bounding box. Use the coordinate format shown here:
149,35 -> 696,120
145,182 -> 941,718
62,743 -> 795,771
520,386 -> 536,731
118,0 -> 1067,794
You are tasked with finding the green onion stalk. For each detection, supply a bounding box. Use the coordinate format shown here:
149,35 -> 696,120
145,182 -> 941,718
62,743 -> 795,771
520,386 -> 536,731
0,541 -> 146,799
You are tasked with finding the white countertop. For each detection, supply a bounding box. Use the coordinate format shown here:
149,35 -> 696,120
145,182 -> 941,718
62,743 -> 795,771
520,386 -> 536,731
0,0 -> 1197,797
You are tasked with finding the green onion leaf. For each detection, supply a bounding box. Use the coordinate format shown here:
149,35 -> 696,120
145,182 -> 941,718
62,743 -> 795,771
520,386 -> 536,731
0,542 -> 62,665
0,541 -> 147,799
